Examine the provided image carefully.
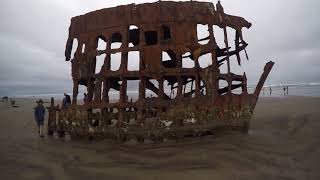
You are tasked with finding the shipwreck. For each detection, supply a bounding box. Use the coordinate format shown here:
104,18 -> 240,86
47,0 -> 274,142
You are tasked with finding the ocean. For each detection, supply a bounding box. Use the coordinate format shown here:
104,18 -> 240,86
12,83 -> 320,100
253,83 -> 320,98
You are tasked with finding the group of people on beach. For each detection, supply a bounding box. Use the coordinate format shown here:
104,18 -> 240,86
262,86 -> 289,96
33,93 -> 72,137
283,86 -> 289,95
2,96 -> 16,106
262,87 -> 273,95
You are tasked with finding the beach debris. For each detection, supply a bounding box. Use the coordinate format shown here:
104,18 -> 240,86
47,1 -> 274,142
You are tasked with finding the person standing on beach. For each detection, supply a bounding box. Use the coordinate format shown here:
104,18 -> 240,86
34,99 -> 45,137
62,93 -> 71,109
286,86 -> 289,95
269,87 -> 272,95
283,86 -> 286,95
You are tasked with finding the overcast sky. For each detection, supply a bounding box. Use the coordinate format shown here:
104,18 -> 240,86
0,0 -> 319,96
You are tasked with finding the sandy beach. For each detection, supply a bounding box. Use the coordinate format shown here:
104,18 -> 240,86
0,96 -> 319,180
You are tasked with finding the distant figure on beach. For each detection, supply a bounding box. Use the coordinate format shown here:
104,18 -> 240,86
262,87 -> 265,95
283,86 -> 286,95
286,86 -> 289,95
62,93 -> 71,109
34,99 -> 45,137
269,87 -> 272,95
2,96 -> 8,102
83,93 -> 88,104
9,97 -> 16,106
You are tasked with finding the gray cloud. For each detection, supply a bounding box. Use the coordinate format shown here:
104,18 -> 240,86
0,0 -> 319,96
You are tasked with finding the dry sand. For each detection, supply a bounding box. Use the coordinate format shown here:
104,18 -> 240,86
0,96 -> 319,180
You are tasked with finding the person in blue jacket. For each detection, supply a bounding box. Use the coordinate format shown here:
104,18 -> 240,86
34,99 -> 45,137
62,93 -> 71,109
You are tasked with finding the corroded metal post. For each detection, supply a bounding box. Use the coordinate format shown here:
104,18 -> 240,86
47,97 -> 57,136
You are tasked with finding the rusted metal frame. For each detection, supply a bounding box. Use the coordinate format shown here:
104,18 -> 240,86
47,97 -> 59,135
254,61 -> 275,100
195,73 -> 201,97
72,80 -> 79,104
238,29 -> 250,61
118,76 -> 127,127
242,72 -> 248,94
97,32 -> 115,123
222,26 -> 232,95
157,77 -> 164,114
56,1 -> 275,140
217,43 -> 248,65
235,30 -> 241,65
137,76 -> 146,125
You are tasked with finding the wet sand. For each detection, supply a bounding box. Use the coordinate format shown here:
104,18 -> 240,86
0,96 -> 319,180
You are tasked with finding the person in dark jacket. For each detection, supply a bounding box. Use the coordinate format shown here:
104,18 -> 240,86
83,93 -> 88,104
34,99 -> 45,137
62,93 -> 71,109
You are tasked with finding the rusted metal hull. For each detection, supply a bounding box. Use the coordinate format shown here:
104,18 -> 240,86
47,1 -> 274,141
